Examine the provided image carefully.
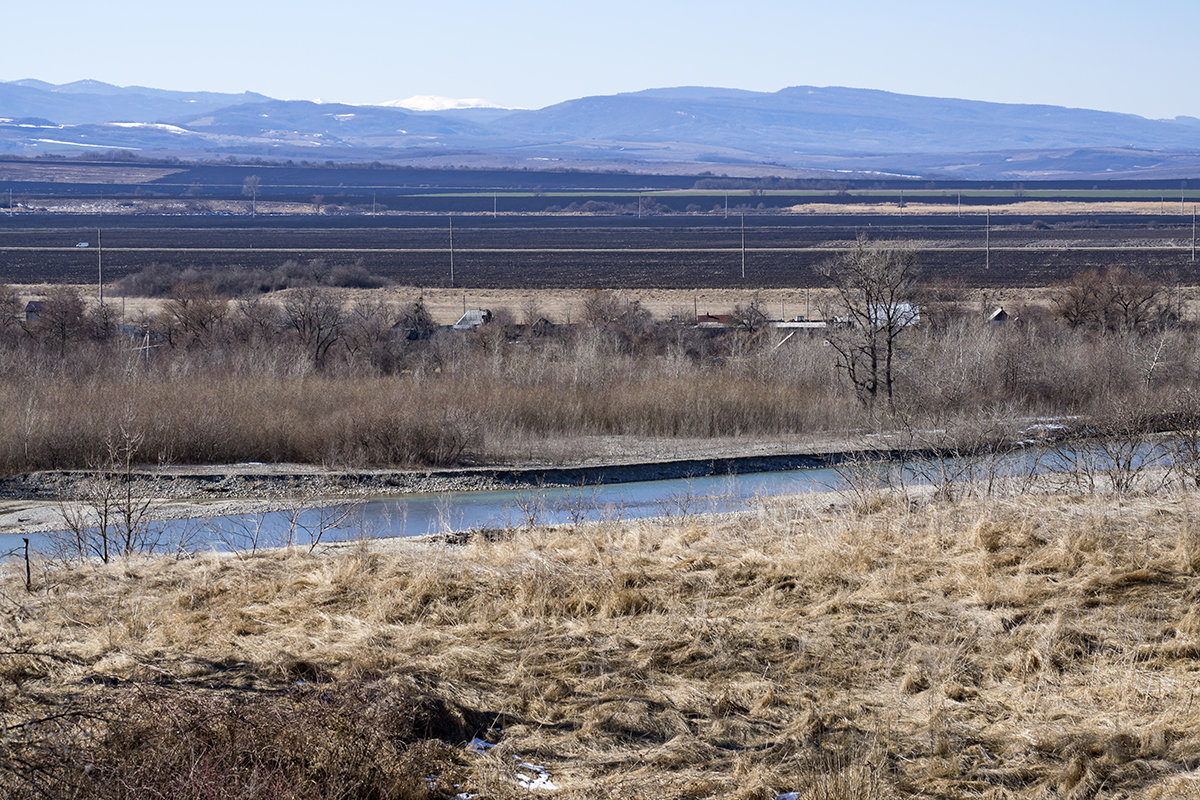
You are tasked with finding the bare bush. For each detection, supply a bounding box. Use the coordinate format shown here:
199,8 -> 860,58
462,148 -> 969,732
1048,402 -> 1170,495
50,423 -> 174,562
0,681 -> 470,800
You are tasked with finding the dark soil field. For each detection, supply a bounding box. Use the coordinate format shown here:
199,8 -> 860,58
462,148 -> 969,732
2,212 -> 1199,288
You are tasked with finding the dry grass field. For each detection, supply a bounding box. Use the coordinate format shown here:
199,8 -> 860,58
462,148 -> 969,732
5,489 -> 1200,798
0,163 -> 184,184
786,200 -> 1200,216
13,283 -> 837,326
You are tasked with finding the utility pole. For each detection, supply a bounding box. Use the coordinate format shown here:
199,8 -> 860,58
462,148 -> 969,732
448,215 -> 454,287
638,196 -> 642,219
957,191 -> 961,217
740,213 -> 746,280
1193,206 -> 1196,262
985,209 -> 990,271
725,192 -> 729,219
372,192 -> 376,215
97,228 -> 103,303
493,192 -> 498,218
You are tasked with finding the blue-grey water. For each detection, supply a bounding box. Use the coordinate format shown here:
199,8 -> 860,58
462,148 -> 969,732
5,465 -> 855,556
2,443 -> 1147,556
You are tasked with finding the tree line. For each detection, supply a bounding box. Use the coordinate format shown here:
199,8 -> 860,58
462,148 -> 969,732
0,247 -> 1194,475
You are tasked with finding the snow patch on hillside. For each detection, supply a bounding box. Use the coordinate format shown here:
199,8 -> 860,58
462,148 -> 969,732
379,95 -> 507,111
105,122 -> 190,134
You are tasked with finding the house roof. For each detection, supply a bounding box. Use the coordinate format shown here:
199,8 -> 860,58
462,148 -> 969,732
452,309 -> 492,330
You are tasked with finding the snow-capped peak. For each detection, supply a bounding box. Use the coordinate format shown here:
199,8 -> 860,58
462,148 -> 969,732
378,95 -> 507,111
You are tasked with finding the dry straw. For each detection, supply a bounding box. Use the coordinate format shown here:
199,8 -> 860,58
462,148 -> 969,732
3,490 -> 1200,797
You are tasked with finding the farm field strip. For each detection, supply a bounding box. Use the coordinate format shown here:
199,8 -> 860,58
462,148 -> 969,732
0,244 -> 1197,253
5,248 -> 1199,290
3,212 -> 1199,288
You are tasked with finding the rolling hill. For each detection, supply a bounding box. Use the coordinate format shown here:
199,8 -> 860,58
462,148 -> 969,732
2,80 -> 1200,179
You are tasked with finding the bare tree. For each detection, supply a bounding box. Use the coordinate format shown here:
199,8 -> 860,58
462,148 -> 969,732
159,281 -> 227,349
281,287 -> 346,366
26,287 -> 86,358
0,284 -> 24,346
242,175 -> 260,216
1052,266 -> 1171,333
400,296 -> 437,340
52,422 -> 160,563
729,298 -> 769,334
581,290 -> 652,352
819,236 -> 921,409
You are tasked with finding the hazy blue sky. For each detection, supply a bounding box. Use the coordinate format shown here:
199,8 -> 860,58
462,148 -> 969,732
9,0 -> 1196,117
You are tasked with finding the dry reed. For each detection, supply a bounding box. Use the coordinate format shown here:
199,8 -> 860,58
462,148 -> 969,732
2,303 -> 1198,475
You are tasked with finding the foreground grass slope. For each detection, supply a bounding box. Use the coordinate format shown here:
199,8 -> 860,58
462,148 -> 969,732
3,491 -> 1200,798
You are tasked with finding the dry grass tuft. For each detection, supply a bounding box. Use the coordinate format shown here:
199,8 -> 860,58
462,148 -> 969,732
2,492 -> 1200,796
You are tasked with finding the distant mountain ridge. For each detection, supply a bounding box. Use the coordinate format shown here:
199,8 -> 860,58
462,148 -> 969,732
2,79 -> 1199,179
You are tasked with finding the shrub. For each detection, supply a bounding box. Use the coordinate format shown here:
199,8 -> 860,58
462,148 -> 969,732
0,680 -> 472,800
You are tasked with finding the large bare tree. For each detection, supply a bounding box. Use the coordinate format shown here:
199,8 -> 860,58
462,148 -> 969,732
1053,266 -> 1173,333
282,287 -> 346,367
819,236 -> 921,409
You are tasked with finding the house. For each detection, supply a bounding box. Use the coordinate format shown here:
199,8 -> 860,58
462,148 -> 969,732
24,300 -> 43,323
452,309 -> 492,331
869,302 -> 920,328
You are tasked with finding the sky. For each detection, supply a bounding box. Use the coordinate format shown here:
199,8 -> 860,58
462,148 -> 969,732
7,0 -> 1198,118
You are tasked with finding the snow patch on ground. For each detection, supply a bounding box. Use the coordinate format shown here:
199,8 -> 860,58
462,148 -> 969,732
466,737 -> 559,792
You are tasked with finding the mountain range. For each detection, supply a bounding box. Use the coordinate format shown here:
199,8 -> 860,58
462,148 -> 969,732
3,79 -> 1200,180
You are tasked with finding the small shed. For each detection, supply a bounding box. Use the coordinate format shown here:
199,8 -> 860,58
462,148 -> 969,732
24,300 -> 43,323
988,306 -> 1010,325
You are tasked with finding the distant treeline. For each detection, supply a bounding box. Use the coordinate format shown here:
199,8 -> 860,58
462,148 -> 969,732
7,156 -> 1200,202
